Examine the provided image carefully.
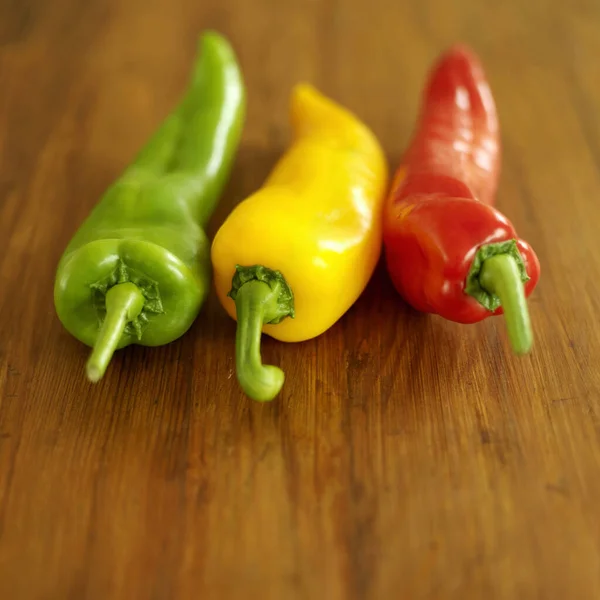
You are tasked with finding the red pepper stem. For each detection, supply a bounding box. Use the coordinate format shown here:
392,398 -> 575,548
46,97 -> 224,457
86,283 -> 145,382
479,254 -> 533,354
234,280 -> 285,402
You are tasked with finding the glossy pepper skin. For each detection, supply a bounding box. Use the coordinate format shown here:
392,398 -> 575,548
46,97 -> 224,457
383,45 -> 540,353
211,84 -> 388,401
54,31 -> 245,382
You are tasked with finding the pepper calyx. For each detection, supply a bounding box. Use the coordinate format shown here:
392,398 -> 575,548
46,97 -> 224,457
227,264 -> 295,324
90,259 -> 165,340
465,239 -> 529,311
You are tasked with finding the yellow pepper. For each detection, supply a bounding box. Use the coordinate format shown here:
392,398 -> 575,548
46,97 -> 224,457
211,83 -> 389,401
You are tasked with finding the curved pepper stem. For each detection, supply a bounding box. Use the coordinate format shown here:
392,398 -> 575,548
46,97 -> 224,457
86,283 -> 145,382
228,265 -> 295,402
479,254 -> 533,354
234,281 -> 286,401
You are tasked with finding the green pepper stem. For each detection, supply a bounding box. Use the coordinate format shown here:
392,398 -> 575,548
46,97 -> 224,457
479,254 -> 533,355
86,283 -> 145,382
234,280 -> 285,402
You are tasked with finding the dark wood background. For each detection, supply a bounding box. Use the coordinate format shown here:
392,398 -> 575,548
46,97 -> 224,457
1,0 -> 599,598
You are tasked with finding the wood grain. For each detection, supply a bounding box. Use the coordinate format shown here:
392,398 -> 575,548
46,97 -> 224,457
1,0 -> 600,598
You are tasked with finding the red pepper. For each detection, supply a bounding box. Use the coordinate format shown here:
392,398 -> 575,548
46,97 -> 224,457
383,45 -> 540,354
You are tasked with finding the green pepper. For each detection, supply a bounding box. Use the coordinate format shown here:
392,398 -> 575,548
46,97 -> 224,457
54,31 -> 246,382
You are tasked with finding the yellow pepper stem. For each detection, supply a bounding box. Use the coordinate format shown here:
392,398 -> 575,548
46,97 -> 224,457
229,265 -> 295,402
234,281 -> 285,401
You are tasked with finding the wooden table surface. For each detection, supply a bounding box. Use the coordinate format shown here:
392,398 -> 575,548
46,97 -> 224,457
1,0 -> 599,598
